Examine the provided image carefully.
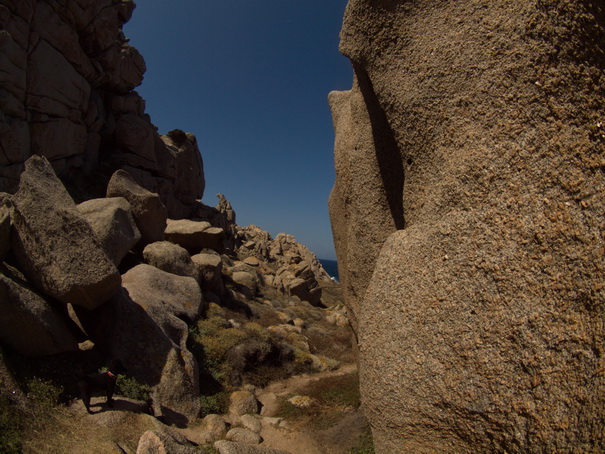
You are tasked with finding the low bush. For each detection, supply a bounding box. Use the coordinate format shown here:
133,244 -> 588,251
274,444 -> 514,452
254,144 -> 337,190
0,396 -> 23,454
189,311 -> 296,389
199,392 -> 230,418
117,375 -> 151,401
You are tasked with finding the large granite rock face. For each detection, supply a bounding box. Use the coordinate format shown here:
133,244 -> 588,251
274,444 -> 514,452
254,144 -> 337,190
10,156 -> 121,309
330,1 -> 605,452
0,1 -> 204,218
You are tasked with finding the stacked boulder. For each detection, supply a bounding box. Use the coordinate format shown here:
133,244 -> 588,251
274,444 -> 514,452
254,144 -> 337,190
0,0 -> 204,218
1,156 -> 204,424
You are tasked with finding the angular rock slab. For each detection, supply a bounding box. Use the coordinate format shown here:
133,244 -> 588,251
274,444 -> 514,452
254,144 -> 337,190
106,169 -> 167,246
10,156 -> 120,309
165,218 -> 225,253
77,197 -> 141,266
122,264 -> 203,324
0,271 -> 78,356
143,241 -> 198,282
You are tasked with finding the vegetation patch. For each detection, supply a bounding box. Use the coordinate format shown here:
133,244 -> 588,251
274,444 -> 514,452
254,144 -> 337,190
117,375 -> 151,401
276,371 -> 362,431
349,426 -> 375,454
0,396 -> 23,454
199,391 -> 230,418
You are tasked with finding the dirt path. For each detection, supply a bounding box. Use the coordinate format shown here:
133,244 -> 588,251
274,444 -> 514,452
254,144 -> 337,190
255,363 -> 368,454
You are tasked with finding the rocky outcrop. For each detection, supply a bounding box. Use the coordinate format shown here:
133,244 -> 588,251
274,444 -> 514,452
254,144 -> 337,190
235,226 -> 331,305
9,156 -> 120,309
137,429 -> 199,454
330,1 -> 605,452
0,1 -> 204,218
77,197 -> 141,266
214,441 -> 292,454
100,287 -> 201,426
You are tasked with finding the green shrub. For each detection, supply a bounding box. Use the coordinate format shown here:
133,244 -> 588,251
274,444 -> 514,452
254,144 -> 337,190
117,375 -> 151,401
199,392 -> 230,418
314,373 -> 360,408
26,377 -> 62,411
189,315 -> 294,389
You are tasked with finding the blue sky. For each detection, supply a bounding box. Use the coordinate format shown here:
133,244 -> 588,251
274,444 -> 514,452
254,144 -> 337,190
123,1 -> 352,260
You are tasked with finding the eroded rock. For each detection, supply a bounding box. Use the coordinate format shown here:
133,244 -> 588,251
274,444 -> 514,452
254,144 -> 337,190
122,264 -> 202,324
165,218 -> 225,253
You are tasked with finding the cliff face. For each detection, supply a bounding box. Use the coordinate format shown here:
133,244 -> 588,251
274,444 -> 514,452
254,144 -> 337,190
330,0 -> 605,452
0,0 -> 204,218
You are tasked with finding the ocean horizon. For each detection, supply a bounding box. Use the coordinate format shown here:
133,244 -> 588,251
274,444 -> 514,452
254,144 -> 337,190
319,259 -> 339,282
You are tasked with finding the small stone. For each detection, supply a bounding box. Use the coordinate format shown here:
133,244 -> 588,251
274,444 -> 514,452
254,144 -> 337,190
243,257 -> 260,267
239,414 -> 262,433
226,427 -> 262,445
229,391 -> 259,416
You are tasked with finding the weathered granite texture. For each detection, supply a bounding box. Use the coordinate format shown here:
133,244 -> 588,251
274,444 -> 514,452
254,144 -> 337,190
330,0 -> 605,452
0,0 -> 204,218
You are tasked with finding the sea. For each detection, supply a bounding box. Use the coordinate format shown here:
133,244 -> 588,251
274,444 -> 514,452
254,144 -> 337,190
319,259 -> 339,282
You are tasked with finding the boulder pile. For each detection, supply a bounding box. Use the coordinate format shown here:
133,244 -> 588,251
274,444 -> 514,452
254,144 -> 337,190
1,155 -> 344,430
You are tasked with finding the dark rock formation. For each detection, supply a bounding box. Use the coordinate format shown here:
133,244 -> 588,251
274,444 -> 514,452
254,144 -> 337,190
103,287 -> 201,425
0,0 -> 204,218
330,0 -> 605,452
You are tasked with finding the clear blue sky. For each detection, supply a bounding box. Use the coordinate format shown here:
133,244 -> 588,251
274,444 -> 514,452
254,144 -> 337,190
123,1 -> 352,260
